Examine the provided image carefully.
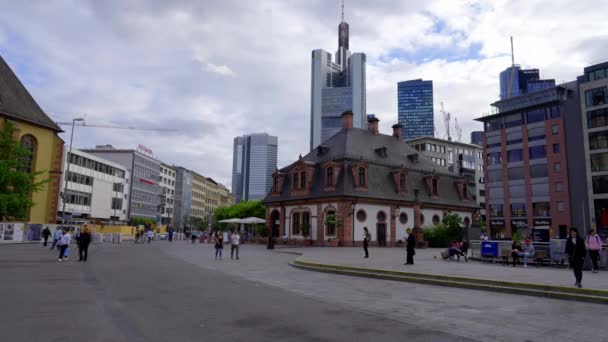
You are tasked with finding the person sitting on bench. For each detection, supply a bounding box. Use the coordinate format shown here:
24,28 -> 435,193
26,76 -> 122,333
511,240 -> 522,267
517,239 -> 535,268
448,241 -> 464,261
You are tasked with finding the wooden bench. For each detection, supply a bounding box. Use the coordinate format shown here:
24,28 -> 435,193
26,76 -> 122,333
534,250 -> 550,267
500,249 -> 512,266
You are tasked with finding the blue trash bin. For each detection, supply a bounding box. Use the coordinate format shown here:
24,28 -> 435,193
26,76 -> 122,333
481,241 -> 499,258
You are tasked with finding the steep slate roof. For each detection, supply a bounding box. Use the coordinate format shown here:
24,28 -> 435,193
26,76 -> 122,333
264,128 -> 477,209
0,55 -> 62,131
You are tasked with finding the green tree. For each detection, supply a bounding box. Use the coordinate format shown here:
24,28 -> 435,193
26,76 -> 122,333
442,213 -> 464,242
130,217 -> 156,226
0,121 -> 49,221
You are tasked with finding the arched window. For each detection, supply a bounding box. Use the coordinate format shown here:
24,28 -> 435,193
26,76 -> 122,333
293,173 -> 299,190
326,167 -> 333,186
432,214 -> 440,225
300,172 -> 306,188
358,167 -> 366,186
399,212 -> 408,224
19,135 -> 37,173
377,211 -> 386,222
399,173 -> 406,190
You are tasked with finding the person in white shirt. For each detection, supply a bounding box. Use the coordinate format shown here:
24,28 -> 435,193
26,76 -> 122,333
147,230 -> 154,244
480,232 -> 489,241
58,228 -> 71,261
231,231 -> 240,260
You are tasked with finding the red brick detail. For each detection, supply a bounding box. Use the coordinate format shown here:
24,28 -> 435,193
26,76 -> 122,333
289,158 -> 315,196
280,206 -> 286,237
454,179 -> 471,202
271,172 -> 286,196
350,161 -> 369,192
413,204 -> 421,229
316,203 -> 324,243
337,201 -> 354,247
322,160 -> 341,192
391,167 -> 408,195
390,206 -> 397,246
423,174 -> 440,198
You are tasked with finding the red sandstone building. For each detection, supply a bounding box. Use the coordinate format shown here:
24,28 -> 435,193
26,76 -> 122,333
263,112 -> 477,246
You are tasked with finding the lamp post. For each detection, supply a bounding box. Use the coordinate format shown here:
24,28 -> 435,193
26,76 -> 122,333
60,117 -> 84,231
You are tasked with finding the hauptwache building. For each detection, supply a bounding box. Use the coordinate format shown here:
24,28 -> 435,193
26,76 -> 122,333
263,111 -> 478,247
0,55 -> 64,224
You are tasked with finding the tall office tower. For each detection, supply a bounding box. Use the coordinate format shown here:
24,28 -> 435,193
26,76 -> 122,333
397,79 -> 434,140
310,6 -> 366,151
499,66 -> 556,100
470,131 -> 484,146
232,133 -> 278,203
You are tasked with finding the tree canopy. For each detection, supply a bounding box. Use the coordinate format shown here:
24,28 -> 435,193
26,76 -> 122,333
0,121 -> 49,221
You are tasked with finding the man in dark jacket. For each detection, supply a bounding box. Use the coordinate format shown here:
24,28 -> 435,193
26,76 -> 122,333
405,228 -> 416,265
42,226 -> 51,247
565,227 -> 587,288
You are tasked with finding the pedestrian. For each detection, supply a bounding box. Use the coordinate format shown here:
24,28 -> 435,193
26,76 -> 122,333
215,231 -> 223,260
518,239 -> 536,268
405,228 -> 416,265
78,227 -> 92,262
42,226 -> 51,247
50,228 -> 62,250
363,227 -> 370,258
168,228 -> 174,242
586,228 -> 602,273
191,230 -> 197,244
566,227 -> 587,288
511,240 -> 522,267
147,230 -> 154,244
480,232 -> 489,241
231,230 -> 240,260
58,228 -> 71,262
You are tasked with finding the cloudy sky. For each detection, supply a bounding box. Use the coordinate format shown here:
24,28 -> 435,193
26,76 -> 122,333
1,0 -> 606,189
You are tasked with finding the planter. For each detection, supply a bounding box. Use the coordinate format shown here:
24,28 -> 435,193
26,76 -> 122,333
303,239 -> 313,246
328,239 -> 340,247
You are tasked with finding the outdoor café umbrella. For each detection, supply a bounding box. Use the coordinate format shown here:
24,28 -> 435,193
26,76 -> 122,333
240,217 -> 266,224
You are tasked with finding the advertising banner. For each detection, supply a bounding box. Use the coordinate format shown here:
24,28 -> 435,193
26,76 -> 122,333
0,223 -> 25,243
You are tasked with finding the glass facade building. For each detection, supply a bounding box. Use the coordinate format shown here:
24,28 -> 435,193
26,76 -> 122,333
232,133 -> 278,203
310,16 -> 366,151
499,66 -> 556,100
397,79 -> 434,140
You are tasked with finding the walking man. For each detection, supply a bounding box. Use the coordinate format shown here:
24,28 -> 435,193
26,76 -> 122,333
147,230 -> 154,244
78,227 -> 92,262
586,228 -> 602,273
231,230 -> 240,260
42,226 -> 51,247
363,227 -> 370,258
50,228 -> 63,250
566,227 -> 587,288
405,228 -> 416,265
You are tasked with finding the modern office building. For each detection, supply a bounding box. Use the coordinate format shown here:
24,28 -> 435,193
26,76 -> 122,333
232,133 -> 278,203
407,137 -> 486,221
57,149 -> 130,223
397,79 -> 434,140
81,145 -> 162,221
578,61 -> 608,238
470,131 -> 484,146
476,82 -> 580,241
173,166 -> 193,230
499,66 -> 555,100
159,164 -> 176,226
310,11 -> 366,150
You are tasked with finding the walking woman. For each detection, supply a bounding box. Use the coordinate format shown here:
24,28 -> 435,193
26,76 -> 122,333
405,228 -> 416,265
566,227 -> 587,288
586,229 -> 602,273
78,227 -> 92,262
58,228 -> 71,262
363,227 -> 370,258
214,231 -> 224,260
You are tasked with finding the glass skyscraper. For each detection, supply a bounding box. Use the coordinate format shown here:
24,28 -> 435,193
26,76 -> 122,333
397,79 -> 434,140
232,133 -> 278,203
310,13 -> 366,151
499,66 -> 555,100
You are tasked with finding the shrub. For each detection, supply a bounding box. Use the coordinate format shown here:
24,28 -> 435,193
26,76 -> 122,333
424,224 -> 450,248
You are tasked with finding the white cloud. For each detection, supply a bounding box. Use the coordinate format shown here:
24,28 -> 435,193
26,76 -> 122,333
0,0 -> 606,189
205,63 -> 235,77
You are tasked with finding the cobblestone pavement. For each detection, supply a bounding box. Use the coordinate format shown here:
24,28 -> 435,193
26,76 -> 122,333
162,242 -> 608,342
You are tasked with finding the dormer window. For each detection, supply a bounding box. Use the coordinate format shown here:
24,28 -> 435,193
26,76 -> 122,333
400,174 -> 406,190
273,176 -> 279,192
327,167 -> 333,186
358,167 -> 366,186
375,147 -> 387,158
463,183 -> 468,199
432,178 -> 438,196
392,168 -> 408,195
293,173 -> 299,190
300,172 -> 306,188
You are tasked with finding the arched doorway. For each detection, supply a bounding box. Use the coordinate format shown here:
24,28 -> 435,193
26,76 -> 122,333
270,210 -> 280,238
376,211 -> 387,247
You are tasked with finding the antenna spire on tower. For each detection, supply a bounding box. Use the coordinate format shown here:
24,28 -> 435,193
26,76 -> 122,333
510,36 -> 515,67
341,0 -> 344,22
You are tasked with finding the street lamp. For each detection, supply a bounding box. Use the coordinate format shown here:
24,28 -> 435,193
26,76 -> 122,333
60,117 -> 84,231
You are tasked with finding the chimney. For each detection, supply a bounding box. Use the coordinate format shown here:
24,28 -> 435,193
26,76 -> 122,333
392,123 -> 403,140
341,110 -> 353,129
367,116 -> 379,134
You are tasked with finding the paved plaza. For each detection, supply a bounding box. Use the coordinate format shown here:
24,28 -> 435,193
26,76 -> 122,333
2,242 -> 608,342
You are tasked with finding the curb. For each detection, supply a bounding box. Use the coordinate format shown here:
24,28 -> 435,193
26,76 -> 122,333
278,251 -> 608,304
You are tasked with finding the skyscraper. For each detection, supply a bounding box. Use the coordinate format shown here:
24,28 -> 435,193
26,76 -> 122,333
232,133 -> 278,203
499,66 -> 555,100
397,79 -> 434,140
310,6 -> 366,151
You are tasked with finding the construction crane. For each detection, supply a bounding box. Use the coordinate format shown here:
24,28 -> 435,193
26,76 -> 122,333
56,121 -> 177,132
440,102 -> 451,141
454,117 -> 463,142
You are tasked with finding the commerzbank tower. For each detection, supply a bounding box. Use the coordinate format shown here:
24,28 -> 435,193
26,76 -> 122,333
309,2 -> 366,151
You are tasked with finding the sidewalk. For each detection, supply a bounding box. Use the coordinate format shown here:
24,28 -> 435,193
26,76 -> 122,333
283,247 -> 608,291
